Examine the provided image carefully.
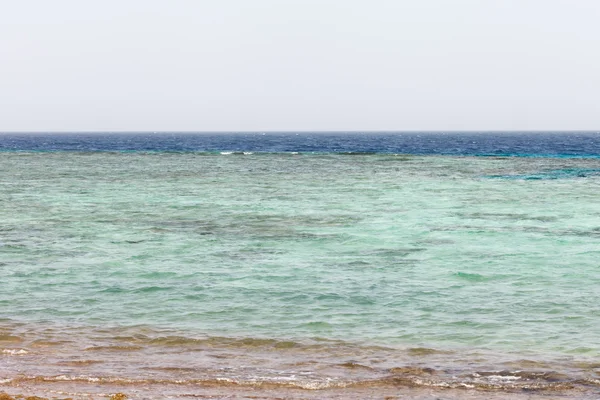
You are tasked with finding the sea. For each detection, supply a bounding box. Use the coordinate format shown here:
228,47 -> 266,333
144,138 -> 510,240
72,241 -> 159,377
2,132 -> 600,399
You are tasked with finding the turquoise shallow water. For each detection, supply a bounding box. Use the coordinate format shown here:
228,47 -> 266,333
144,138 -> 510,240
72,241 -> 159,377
3,151 -> 600,397
3,152 -> 600,353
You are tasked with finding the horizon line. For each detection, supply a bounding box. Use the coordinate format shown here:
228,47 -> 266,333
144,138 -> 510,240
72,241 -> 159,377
2,130 -> 600,134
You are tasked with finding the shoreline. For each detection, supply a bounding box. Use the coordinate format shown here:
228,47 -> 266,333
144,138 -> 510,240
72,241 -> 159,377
3,324 -> 600,400
0,381 -> 593,400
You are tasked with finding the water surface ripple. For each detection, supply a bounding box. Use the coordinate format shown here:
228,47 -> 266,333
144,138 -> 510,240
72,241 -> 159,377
2,133 -> 600,398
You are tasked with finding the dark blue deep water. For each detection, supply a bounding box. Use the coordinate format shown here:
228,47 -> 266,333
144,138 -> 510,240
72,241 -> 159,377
2,132 -> 600,156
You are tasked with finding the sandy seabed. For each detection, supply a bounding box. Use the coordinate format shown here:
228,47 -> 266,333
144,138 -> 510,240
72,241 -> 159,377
0,382 -> 593,400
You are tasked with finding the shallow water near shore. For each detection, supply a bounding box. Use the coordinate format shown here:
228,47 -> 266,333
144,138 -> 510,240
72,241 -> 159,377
3,133 -> 600,398
3,321 -> 600,397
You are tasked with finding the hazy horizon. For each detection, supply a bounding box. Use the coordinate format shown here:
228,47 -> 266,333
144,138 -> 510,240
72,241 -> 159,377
2,0 -> 599,132
3,130 -> 600,135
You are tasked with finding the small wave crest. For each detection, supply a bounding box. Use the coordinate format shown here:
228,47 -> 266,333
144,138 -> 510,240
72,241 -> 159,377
1,348 -> 29,355
4,370 -> 582,392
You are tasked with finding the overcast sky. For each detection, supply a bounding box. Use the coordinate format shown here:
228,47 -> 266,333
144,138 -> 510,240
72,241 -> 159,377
1,0 -> 599,132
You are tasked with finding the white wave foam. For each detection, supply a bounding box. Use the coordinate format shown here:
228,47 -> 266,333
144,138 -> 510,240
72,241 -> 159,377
2,348 -> 29,355
484,375 -> 521,382
214,376 -> 346,389
42,375 -> 99,382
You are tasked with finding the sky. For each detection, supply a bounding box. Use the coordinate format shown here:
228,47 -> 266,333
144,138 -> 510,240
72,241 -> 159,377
1,0 -> 599,132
